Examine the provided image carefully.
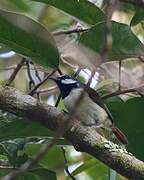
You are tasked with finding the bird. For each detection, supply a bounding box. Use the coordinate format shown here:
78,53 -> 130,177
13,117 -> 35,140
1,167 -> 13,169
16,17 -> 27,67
50,74 -> 128,145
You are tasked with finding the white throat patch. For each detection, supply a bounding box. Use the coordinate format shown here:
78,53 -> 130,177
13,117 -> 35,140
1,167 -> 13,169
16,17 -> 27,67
61,79 -> 77,84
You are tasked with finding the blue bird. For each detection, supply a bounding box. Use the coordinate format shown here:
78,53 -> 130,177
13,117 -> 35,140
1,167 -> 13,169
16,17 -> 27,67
50,75 -> 128,144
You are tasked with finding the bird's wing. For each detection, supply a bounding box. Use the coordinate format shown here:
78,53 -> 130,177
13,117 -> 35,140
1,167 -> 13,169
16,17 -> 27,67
83,85 -> 128,144
83,85 -> 114,123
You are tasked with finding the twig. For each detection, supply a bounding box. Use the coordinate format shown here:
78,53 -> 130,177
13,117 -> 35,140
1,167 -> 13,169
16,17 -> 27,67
30,62 -> 42,82
139,56 -> 144,63
26,61 -> 35,89
0,65 -> 17,71
34,86 -> 58,95
119,0 -> 144,8
73,67 -> 81,78
0,65 -> 47,73
118,60 -> 122,91
102,85 -> 144,99
28,70 -> 57,96
53,28 -> 89,36
101,0 -> 117,61
57,67 -> 63,75
5,58 -> 26,86
0,167 -> 15,170
54,67 -> 63,107
55,94 -> 62,107
61,147 -> 76,180
26,61 -> 41,100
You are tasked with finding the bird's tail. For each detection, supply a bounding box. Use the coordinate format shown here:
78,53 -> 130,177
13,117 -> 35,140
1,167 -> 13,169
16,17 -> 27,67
110,125 -> 128,145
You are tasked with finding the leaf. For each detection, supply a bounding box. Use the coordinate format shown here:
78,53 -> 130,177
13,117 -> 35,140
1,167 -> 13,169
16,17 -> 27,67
79,21 -> 144,61
0,167 -> 57,180
7,0 -> 31,12
0,9 -> 59,68
71,158 -> 108,179
107,97 -> 144,160
30,168 -> 57,180
0,139 -> 29,166
0,116 -> 70,145
130,7 -> 144,26
32,0 -> 104,25
0,118 -> 53,140
25,145 -> 65,169
71,158 -> 97,176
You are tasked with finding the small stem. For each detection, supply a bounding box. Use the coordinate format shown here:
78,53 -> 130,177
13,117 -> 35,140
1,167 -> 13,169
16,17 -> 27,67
26,61 -> 35,90
54,67 -> 63,107
139,56 -> 144,63
30,62 -> 42,82
57,67 -> 63,75
34,86 -> 58,95
118,60 -> 122,91
29,70 -> 57,96
55,94 -> 62,107
53,28 -> 89,36
119,0 -> 144,8
102,85 -> 144,100
5,58 -> 26,86
73,67 -> 81,78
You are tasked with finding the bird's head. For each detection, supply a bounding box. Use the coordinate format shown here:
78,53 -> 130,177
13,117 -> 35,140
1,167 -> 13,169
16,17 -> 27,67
50,75 -> 80,98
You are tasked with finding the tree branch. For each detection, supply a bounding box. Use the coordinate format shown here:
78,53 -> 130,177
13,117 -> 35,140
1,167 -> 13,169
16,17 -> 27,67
0,86 -> 143,179
102,84 -> 144,99
119,0 -> 144,8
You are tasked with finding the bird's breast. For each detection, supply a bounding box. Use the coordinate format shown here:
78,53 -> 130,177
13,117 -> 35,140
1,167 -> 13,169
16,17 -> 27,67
64,88 -> 109,125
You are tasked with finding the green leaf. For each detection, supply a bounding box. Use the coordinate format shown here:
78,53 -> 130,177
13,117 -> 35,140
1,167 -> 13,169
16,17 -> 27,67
107,97 -> 144,160
0,117 -> 70,145
71,158 -> 108,179
25,145 -> 65,169
71,158 -> 97,176
0,9 -> 59,68
7,0 -> 31,12
130,7 -> 144,26
32,0 -> 104,25
0,167 -> 57,180
0,139 -> 29,166
0,118 -> 53,140
79,21 -> 144,61
30,168 -> 57,180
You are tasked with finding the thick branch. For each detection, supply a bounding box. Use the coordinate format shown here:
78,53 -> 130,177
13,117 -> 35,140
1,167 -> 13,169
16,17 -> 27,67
0,86 -> 144,179
119,0 -> 144,8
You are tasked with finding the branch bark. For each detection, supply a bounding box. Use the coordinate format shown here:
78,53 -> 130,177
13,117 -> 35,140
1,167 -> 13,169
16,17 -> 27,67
119,0 -> 144,8
0,86 -> 144,179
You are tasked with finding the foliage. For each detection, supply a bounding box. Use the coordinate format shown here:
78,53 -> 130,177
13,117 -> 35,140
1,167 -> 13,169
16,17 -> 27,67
0,0 -> 143,179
